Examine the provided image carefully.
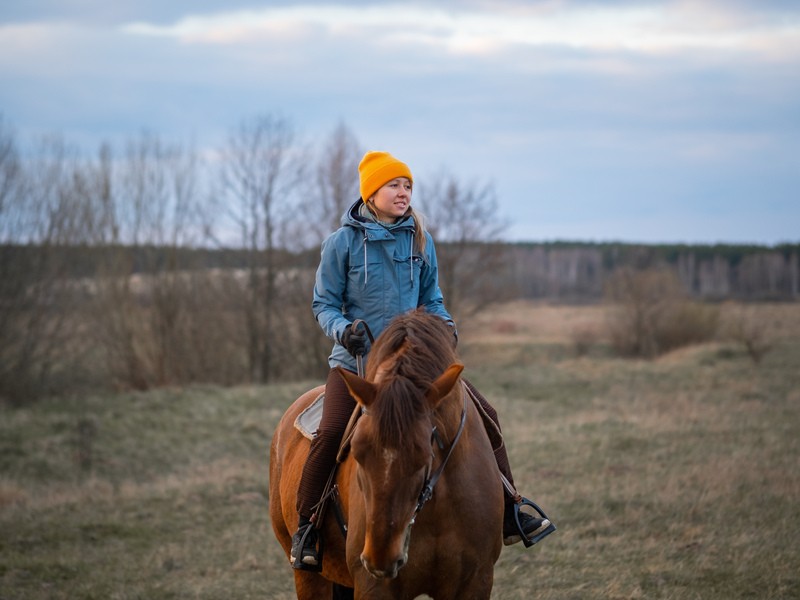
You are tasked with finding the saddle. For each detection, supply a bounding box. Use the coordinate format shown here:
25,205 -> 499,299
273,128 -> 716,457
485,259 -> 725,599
294,392 -> 325,440
294,392 -> 361,463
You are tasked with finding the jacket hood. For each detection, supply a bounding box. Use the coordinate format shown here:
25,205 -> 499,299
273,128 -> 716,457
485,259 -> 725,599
341,198 -> 415,233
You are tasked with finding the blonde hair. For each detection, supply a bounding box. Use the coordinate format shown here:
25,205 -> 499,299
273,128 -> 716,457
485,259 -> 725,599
409,207 -> 427,255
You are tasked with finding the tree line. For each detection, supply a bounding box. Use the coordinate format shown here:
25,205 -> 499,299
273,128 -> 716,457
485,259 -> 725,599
7,239 -> 795,299
507,241 -> 800,302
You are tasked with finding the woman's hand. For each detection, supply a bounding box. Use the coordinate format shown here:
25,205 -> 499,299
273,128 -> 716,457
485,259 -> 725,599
341,324 -> 368,357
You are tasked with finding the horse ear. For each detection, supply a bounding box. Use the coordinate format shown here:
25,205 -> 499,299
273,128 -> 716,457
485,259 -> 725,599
426,363 -> 465,406
335,366 -> 377,408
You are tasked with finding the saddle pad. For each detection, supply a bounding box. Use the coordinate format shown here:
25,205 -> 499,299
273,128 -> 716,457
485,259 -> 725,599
294,392 -> 324,440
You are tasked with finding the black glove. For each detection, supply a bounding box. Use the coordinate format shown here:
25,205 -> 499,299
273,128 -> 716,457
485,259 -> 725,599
341,324 -> 368,357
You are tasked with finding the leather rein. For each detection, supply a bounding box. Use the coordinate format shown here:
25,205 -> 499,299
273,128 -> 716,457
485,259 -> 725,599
413,388 -> 468,519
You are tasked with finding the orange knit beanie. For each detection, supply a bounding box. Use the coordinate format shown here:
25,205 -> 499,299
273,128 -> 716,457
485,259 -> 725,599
358,151 -> 413,202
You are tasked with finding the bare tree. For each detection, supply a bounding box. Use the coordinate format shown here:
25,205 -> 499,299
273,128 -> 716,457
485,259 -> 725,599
0,118 -> 29,402
89,134 -> 223,389
0,117 -> 23,238
296,121 -> 364,246
218,114 -> 304,383
417,170 -> 510,320
0,130 -> 92,403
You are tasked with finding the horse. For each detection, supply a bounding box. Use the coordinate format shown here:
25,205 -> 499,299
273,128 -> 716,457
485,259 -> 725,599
269,310 -> 505,599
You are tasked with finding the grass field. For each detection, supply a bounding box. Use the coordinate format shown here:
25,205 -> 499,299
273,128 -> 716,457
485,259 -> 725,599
1,302 -> 799,599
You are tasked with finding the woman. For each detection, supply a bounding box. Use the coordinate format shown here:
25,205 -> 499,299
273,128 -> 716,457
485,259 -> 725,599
291,150 -> 551,570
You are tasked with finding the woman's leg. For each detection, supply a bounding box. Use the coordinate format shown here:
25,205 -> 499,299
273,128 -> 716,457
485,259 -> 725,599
296,368 -> 357,518
462,378 -> 516,492
462,378 -> 552,546
292,368 -> 356,569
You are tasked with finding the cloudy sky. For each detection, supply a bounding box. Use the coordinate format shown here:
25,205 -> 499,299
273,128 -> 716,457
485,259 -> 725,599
1,0 -> 798,244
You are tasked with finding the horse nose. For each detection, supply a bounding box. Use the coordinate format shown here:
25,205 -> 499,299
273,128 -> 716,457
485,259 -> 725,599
360,553 -> 406,580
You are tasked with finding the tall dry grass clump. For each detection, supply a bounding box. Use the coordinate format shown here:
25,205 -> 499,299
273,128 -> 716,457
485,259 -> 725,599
605,267 -> 719,357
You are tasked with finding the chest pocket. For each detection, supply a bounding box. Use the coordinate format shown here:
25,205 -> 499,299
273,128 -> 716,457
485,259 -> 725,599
347,238 -> 383,289
393,253 -> 424,298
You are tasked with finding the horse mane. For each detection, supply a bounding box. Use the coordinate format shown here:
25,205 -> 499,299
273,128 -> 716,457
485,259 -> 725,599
365,309 -> 458,448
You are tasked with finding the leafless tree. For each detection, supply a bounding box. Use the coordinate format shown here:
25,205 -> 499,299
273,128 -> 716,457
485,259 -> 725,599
218,114 -> 305,383
0,117 -> 23,239
417,170 -> 511,321
0,118 -> 28,402
0,129 -> 92,403
296,121 -> 364,247
88,134 -> 225,389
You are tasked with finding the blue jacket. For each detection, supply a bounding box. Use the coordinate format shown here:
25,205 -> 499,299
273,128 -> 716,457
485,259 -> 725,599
312,199 -> 454,371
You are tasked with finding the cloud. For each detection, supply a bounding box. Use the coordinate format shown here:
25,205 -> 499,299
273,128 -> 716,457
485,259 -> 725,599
1,1 -> 798,243
114,1 -> 800,62
0,0 -> 285,26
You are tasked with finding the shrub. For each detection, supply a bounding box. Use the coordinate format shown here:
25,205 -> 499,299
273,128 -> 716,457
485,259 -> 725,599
570,323 -> 602,357
605,267 -> 719,358
722,303 -> 772,364
653,301 -> 720,353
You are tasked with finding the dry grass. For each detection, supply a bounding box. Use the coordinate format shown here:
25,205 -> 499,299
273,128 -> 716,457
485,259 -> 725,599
1,301 -> 799,599
461,300 -> 610,345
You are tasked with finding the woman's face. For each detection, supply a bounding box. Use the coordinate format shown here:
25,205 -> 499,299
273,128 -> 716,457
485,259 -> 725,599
369,177 -> 412,223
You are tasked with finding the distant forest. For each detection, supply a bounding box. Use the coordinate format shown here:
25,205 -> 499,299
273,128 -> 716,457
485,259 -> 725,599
4,240 -> 798,302
504,241 -> 800,301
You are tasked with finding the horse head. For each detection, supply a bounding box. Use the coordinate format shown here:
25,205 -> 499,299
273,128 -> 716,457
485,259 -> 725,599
337,361 -> 464,580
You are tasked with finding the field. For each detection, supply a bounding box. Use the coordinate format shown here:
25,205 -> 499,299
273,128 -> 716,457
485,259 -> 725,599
1,301 -> 799,599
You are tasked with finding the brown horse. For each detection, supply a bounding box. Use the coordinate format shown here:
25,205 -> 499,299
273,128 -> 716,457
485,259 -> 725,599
269,310 -> 504,599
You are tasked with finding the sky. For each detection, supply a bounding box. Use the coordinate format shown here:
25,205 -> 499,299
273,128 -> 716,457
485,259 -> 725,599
1,0 -> 798,245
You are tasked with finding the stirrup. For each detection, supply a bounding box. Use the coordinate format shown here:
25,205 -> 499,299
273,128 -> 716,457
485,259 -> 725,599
511,498 -> 557,548
291,523 -> 323,572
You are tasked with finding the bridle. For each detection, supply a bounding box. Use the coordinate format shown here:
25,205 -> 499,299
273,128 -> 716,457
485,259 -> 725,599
349,318 -> 469,542
413,389 -> 468,519
354,378 -> 469,563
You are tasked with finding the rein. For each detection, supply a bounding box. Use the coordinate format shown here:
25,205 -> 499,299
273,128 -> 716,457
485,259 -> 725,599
351,318 -> 374,377
412,387 -> 468,520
